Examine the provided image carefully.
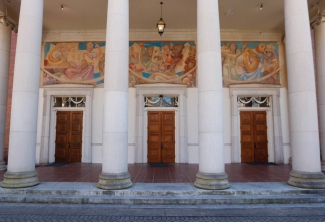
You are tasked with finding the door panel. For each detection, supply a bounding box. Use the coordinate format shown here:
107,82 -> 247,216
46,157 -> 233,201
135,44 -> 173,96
147,111 -> 175,163
147,111 -> 161,163
161,112 -> 175,163
240,111 -> 254,162
55,111 -> 70,162
240,111 -> 268,162
254,111 -> 268,162
55,111 -> 83,163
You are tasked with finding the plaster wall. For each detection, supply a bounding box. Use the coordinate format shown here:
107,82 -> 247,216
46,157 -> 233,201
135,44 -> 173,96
91,88 -> 104,163
34,28 -> 290,165
186,88 -> 199,163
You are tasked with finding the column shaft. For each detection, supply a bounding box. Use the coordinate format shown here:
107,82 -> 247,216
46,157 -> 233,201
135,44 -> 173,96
0,18 -> 12,171
1,0 -> 43,188
194,0 -> 230,190
314,15 -> 325,171
284,0 -> 325,188
97,0 -> 132,190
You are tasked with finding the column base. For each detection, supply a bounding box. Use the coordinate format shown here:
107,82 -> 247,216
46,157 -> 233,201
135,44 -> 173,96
97,172 -> 132,190
321,160 -> 325,172
0,160 -> 6,171
194,172 -> 230,190
288,170 -> 325,189
1,171 -> 39,188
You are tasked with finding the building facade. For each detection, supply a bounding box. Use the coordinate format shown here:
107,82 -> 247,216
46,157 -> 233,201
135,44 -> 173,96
0,0 -> 325,189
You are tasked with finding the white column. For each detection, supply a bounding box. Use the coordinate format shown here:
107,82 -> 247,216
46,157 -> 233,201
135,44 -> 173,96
313,14 -> 325,172
0,17 -> 12,171
1,0 -> 43,188
194,0 -> 230,190
285,0 -> 325,188
97,0 -> 132,190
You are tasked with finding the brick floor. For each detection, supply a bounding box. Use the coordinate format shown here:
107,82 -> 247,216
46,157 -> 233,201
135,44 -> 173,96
0,163 -> 292,183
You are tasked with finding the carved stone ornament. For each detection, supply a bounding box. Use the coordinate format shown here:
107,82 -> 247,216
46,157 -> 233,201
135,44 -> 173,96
0,16 -> 18,32
312,14 -> 325,27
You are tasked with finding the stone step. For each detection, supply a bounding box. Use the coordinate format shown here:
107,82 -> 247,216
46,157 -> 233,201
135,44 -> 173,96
0,193 -> 325,205
0,182 -> 325,205
1,182 -> 325,196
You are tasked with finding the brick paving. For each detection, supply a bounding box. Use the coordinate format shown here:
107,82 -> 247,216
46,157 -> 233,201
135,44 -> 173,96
0,215 -> 324,221
0,163 -> 292,183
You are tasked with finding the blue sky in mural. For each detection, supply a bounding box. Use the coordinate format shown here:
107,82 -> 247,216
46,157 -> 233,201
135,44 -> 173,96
221,42 -> 279,53
129,42 -> 196,47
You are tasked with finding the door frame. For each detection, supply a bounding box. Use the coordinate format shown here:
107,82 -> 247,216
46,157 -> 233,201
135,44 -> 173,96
39,85 -> 94,164
135,84 -> 187,163
230,85 -> 284,164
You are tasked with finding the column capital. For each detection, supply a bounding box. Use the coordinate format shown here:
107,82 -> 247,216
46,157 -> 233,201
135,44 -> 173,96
312,14 -> 325,28
0,16 -> 17,32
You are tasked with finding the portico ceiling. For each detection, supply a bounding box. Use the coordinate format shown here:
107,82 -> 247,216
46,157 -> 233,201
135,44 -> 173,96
5,0 -> 321,31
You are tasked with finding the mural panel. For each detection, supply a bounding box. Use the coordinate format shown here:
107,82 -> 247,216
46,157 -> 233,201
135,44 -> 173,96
128,42 -> 197,87
221,42 -> 280,86
42,42 -> 105,86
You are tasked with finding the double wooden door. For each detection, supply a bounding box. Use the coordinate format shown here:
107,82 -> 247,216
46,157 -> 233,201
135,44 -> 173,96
240,111 -> 268,162
147,111 -> 175,163
55,111 -> 83,162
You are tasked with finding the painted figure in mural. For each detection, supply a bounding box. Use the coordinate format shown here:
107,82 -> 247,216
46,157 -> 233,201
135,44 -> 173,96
222,43 -> 246,84
46,43 -> 69,67
241,43 -> 266,81
81,43 -> 103,80
139,42 -> 154,68
184,57 -> 197,87
151,55 -> 167,73
129,45 -> 145,72
262,44 -> 280,84
182,73 -> 195,87
82,42 -> 102,60
184,46 -> 197,69
65,61 -> 83,79
171,44 -> 185,69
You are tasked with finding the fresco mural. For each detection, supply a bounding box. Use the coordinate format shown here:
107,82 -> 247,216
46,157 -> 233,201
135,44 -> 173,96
41,41 -> 280,88
221,42 -> 280,86
128,42 -> 197,87
42,42 -> 105,86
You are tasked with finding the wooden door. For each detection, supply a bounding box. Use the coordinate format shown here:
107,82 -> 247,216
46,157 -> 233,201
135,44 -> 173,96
147,111 -> 175,163
55,111 -> 83,162
240,111 -> 268,162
